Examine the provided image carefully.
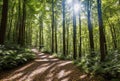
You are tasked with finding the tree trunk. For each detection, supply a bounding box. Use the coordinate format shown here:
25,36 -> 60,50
51,0 -> 55,53
87,0 -> 94,55
62,0 -> 66,56
73,0 -> 77,59
107,20 -> 117,49
18,0 -> 26,46
55,16 -> 58,53
79,9 -> 82,58
0,0 -> 9,44
18,0 -> 22,45
21,0 -> 26,46
7,2 -> 15,41
39,16 -> 43,50
66,19 -> 69,55
97,0 -> 107,61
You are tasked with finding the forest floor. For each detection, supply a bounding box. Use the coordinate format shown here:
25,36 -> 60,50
0,49 -> 105,81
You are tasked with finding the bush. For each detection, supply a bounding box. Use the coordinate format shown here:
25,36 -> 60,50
0,46 -> 35,70
75,50 -> 120,80
53,53 -> 72,60
100,50 -> 120,79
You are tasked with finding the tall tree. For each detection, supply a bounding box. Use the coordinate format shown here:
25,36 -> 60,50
107,19 -> 117,49
7,2 -> 15,41
73,0 -> 77,59
78,1 -> 82,58
66,19 -> 69,55
55,15 -> 58,53
97,0 -> 107,61
87,0 -> 94,55
18,0 -> 22,45
39,16 -> 43,50
62,0 -> 66,56
21,0 -> 26,46
0,0 -> 9,44
51,0 -> 55,53
18,0 -> 26,46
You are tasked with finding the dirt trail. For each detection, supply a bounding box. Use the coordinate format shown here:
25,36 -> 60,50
0,49 -> 102,81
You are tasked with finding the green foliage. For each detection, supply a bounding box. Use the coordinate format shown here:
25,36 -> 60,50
41,47 -> 51,54
74,50 -> 120,80
100,50 -> 120,78
0,46 -> 35,70
53,53 -> 72,60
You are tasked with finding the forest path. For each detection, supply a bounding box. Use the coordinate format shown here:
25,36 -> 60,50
0,49 -> 101,81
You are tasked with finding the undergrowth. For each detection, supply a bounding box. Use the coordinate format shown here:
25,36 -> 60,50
0,45 -> 35,71
53,53 -> 72,60
74,50 -> 120,81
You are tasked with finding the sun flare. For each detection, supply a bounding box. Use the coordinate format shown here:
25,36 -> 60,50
74,3 -> 80,13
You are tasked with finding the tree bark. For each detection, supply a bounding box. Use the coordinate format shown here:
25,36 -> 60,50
73,0 -> 77,59
87,0 -> 94,55
18,0 -> 26,46
97,0 -> 107,61
62,0 -> 66,56
79,9 -> 82,58
55,16 -> 58,53
0,0 -> 9,44
51,0 -> 55,53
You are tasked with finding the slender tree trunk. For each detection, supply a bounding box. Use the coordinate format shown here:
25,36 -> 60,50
62,0 -> 66,56
29,22 -> 32,46
18,0 -> 22,45
107,20 -> 117,49
79,9 -> 82,58
55,16 -> 58,53
7,2 -> 15,40
112,24 -> 117,48
97,0 -> 107,61
87,0 -> 94,55
73,0 -> 77,59
36,32 -> 39,47
13,13 -> 18,43
18,0 -> 26,46
21,0 -> 26,46
42,20 -> 44,47
39,17 -> 42,49
27,21 -> 32,46
7,15 -> 13,40
51,0 -> 55,53
39,16 -> 43,50
105,15 -> 116,49
0,0 -> 9,44
66,21 -> 69,55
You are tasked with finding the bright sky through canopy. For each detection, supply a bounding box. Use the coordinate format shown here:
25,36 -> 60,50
74,3 -> 80,14
66,0 -> 72,4
66,0 -> 80,14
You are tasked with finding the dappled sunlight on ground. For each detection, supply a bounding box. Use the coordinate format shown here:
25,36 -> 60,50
80,74 -> 88,79
0,49 -> 99,81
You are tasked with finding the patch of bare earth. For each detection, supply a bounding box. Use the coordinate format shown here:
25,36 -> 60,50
0,49 -> 105,81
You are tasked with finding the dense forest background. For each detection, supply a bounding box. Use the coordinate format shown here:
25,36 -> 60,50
0,0 -> 120,80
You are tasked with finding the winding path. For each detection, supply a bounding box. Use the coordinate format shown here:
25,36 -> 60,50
0,49 -> 102,81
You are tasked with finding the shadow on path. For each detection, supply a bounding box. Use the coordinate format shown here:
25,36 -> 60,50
0,49 -> 101,81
